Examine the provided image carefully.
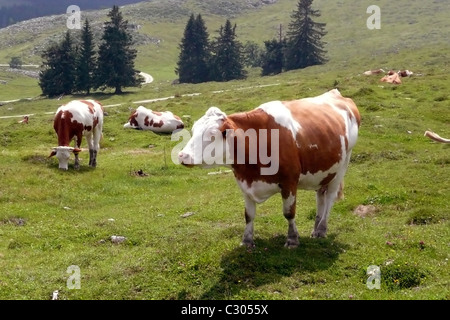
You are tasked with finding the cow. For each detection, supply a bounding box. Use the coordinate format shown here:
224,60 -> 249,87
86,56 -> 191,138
49,100 -> 104,170
398,70 -> 413,77
178,89 -> 361,248
381,72 -> 402,84
124,105 -> 184,133
363,68 -> 385,75
424,130 -> 450,144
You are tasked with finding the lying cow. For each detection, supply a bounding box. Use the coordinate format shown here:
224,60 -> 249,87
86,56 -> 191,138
124,106 -> 184,133
50,100 -> 104,170
381,72 -> 402,84
178,89 -> 361,248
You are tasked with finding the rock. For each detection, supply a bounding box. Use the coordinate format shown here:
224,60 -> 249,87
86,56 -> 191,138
353,204 -> 377,217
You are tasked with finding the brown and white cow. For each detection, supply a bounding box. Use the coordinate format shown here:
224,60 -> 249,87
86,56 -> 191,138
178,89 -> 361,248
49,100 -> 104,170
124,106 -> 184,133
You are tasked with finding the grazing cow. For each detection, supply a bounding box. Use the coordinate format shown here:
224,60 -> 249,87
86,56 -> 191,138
124,106 -> 184,133
424,130 -> 450,144
49,100 -> 104,170
178,89 -> 361,248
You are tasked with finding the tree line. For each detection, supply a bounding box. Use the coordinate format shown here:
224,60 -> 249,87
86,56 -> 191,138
177,0 -> 328,84
39,5 -> 142,97
39,0 -> 327,96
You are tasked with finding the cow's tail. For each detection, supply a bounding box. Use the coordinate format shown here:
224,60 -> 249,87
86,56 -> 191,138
336,181 -> 345,201
424,130 -> 450,144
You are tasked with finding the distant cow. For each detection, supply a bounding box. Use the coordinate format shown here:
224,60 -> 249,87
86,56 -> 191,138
363,68 -> 385,75
178,89 -> 361,248
381,72 -> 402,84
124,106 -> 184,133
49,100 -> 104,170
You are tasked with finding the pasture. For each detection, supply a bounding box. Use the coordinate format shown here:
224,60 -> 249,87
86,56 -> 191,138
0,45 -> 449,300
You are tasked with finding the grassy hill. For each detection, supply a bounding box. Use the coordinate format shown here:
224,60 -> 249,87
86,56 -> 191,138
0,0 -> 448,301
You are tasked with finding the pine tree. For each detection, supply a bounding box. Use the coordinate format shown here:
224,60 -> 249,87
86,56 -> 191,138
176,14 -> 211,84
39,31 -> 76,97
75,18 -> 96,95
261,39 -> 285,76
284,0 -> 327,71
95,5 -> 142,94
210,19 -> 247,82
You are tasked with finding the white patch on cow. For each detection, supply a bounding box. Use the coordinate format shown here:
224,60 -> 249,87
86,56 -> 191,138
237,179 -> 281,204
258,101 -> 301,142
283,193 -> 296,212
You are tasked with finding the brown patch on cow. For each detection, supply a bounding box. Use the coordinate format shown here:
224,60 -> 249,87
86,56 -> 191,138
152,120 -> 164,128
320,173 -> 337,186
284,100 -> 346,176
84,125 -> 93,132
144,116 -> 151,127
80,100 -> 95,114
128,111 -> 139,127
176,123 -> 185,129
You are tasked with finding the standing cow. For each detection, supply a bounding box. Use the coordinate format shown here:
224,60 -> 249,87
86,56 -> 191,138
178,89 -> 361,248
50,100 -> 104,170
124,106 -> 184,133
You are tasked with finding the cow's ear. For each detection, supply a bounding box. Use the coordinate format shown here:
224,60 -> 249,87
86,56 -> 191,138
49,151 -> 57,158
220,120 -> 232,138
73,148 -> 82,154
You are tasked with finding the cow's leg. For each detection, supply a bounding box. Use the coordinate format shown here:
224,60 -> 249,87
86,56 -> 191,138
242,195 -> 256,247
85,134 -> 96,167
74,153 -> 80,170
312,177 -> 344,238
282,191 -> 299,248
89,149 -> 97,167
89,129 -> 102,168
74,136 -> 82,170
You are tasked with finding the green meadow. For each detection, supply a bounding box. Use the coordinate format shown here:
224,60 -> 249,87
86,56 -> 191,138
0,0 -> 449,300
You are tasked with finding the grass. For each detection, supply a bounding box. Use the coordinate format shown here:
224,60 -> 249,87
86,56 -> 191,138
0,0 -> 449,301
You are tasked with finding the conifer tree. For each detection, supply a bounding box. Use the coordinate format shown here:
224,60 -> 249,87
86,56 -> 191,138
261,39 -> 285,76
39,31 -> 76,97
210,19 -> 247,82
95,5 -> 142,94
75,18 -> 96,95
176,14 -> 211,84
284,0 -> 327,71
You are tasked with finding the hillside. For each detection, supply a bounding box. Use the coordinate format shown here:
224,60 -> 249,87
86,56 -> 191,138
0,0 -> 144,28
0,0 -> 450,98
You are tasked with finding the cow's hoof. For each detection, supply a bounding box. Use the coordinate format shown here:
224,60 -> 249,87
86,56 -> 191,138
284,239 -> 299,249
240,240 -> 255,248
311,230 -> 327,238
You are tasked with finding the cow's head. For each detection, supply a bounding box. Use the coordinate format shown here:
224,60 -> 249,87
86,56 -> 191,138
49,146 -> 81,170
178,107 -> 230,168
